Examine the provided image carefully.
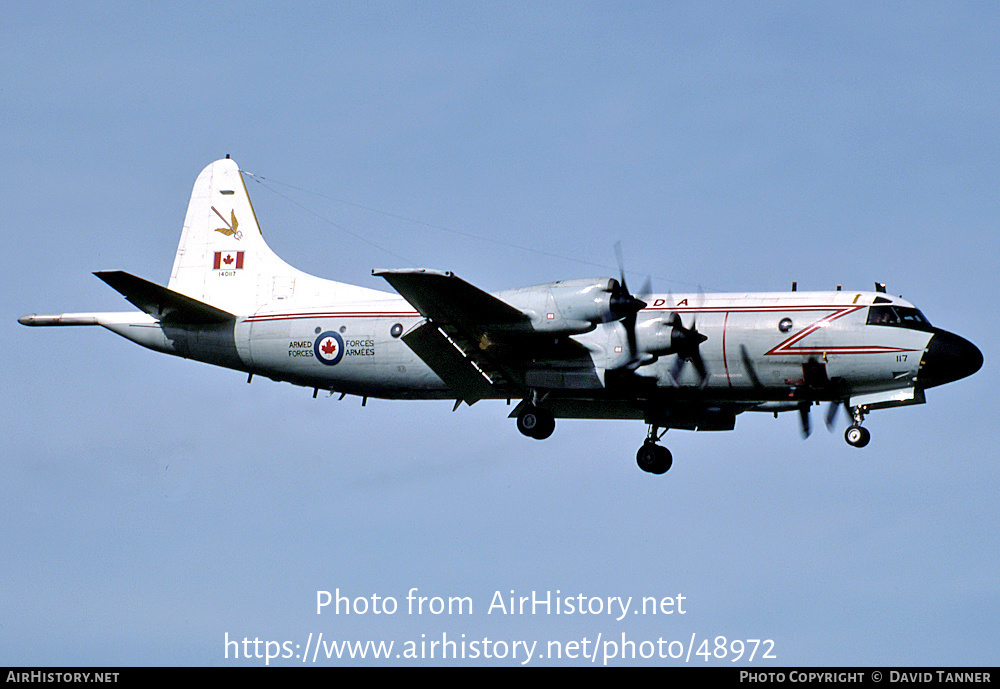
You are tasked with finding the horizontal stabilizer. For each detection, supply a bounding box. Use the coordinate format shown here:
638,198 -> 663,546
94,271 -> 235,324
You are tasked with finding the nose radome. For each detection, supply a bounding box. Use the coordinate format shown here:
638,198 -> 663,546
919,330 -> 983,389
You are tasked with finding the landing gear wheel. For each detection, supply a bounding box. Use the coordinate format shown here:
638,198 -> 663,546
844,424 -> 871,448
516,405 -> 555,440
636,441 -> 673,474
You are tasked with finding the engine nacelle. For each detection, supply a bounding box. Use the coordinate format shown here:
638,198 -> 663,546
497,278 -> 618,335
635,317 -> 676,355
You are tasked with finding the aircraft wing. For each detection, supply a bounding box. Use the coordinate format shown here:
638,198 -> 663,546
375,269 -> 594,404
374,269 -> 526,403
373,269 -> 529,329
95,271 -> 235,324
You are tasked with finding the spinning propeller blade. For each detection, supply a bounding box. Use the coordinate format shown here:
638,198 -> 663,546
825,400 -> 850,430
610,242 -> 648,367
610,242 -> 647,320
666,309 -> 709,387
799,401 -> 812,438
739,344 -> 763,389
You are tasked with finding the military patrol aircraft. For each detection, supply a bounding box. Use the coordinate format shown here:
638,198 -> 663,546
19,158 -> 983,475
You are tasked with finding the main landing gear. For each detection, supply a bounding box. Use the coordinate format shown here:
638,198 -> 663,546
636,426 -> 672,475
516,404 -> 555,440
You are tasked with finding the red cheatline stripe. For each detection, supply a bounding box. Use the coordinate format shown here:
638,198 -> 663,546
644,304 -> 863,313
246,312 -> 420,322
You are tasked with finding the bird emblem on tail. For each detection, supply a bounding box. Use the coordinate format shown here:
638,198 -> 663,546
211,206 -> 242,240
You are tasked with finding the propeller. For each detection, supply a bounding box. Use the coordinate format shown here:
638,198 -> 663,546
801,399 -> 853,437
742,344 -> 843,438
739,344 -> 763,389
824,400 -> 850,430
782,397 -> 860,438
780,393 -> 859,439
610,242 -> 650,367
796,357 -> 848,438
799,401 -> 812,438
666,312 -> 709,386
791,390 -> 857,438
610,242 -> 649,319
607,243 -> 708,384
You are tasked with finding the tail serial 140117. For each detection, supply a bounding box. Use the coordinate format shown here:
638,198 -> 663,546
20,158 -> 983,475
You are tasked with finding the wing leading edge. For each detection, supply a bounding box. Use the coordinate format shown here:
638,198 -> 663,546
373,269 -> 528,328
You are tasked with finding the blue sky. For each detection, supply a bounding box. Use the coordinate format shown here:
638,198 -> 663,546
2,2 -> 997,666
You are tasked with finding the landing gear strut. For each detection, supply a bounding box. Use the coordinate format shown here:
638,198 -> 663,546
844,405 -> 871,448
636,426 -> 672,474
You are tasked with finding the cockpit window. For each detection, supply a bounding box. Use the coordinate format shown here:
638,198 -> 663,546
866,305 -> 932,329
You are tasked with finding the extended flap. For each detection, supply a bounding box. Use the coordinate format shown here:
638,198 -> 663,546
402,321 -> 501,404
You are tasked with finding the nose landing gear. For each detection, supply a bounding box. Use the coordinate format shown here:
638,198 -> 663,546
844,405 -> 871,448
845,425 -> 871,447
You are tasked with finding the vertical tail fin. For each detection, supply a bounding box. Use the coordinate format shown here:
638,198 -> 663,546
168,157 -> 388,315
168,157 -> 276,314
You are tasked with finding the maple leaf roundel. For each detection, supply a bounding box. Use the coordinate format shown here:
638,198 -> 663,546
313,331 -> 345,366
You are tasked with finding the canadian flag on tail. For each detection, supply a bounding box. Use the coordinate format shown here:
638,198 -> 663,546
213,251 -> 245,270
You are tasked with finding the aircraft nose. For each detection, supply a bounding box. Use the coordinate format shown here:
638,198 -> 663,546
919,330 -> 983,389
